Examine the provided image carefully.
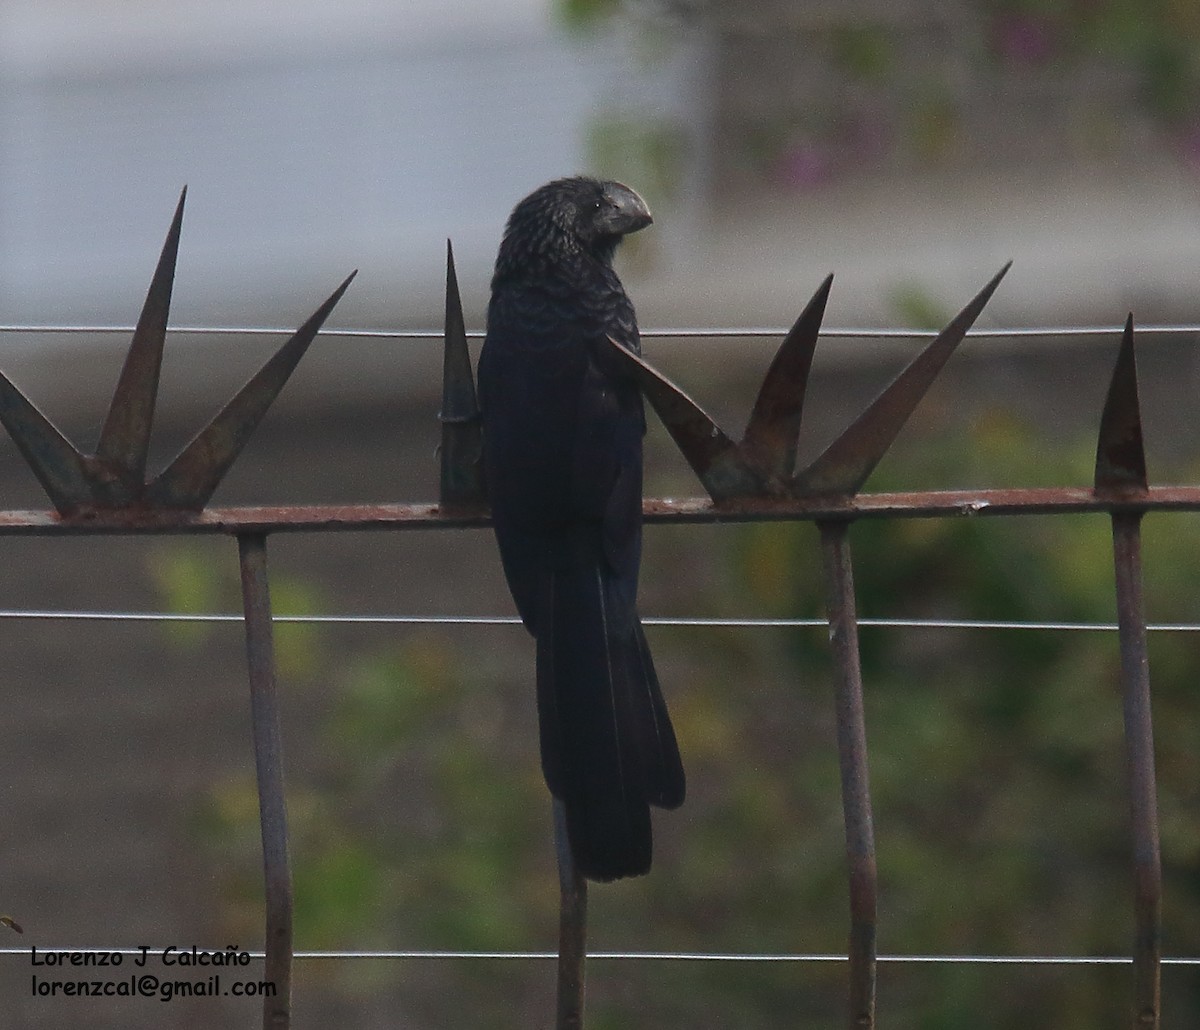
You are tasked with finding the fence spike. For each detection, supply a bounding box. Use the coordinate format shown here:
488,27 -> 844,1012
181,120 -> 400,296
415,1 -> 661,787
741,274 -> 832,481
612,267 -> 1007,503
603,335 -> 751,499
1095,315 -> 1147,492
794,262 -> 1011,497
146,270 -> 356,509
0,370 -> 93,513
0,191 -> 355,516
94,186 -> 185,487
604,275 -> 834,500
439,239 -> 485,507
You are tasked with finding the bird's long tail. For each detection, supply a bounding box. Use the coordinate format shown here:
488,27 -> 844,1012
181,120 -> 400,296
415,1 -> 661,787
535,565 -> 685,882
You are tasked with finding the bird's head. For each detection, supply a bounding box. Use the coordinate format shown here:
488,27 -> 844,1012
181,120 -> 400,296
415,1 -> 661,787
495,176 -> 653,278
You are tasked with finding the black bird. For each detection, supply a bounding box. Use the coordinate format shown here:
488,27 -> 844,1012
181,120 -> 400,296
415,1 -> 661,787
478,177 -> 685,881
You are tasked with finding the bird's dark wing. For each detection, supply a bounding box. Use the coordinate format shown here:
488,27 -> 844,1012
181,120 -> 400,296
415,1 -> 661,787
478,297 -> 585,629
579,339 -> 685,812
553,334 -> 686,832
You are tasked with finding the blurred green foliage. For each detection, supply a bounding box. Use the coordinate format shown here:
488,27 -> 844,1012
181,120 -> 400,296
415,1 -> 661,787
158,416 -> 1200,1027
147,543 -> 326,679
555,0 -> 622,34
887,283 -> 953,330
586,117 -> 691,205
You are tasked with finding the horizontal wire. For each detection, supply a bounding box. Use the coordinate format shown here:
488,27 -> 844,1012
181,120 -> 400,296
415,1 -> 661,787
299,951 -> 1200,965
1,946 -> 1198,965
2,324 -> 1199,341
0,609 -> 1195,632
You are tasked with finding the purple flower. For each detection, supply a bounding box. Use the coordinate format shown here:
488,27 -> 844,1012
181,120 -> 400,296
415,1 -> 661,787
776,141 -> 834,189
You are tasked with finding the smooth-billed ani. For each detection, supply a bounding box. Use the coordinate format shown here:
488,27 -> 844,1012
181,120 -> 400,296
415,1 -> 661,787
478,177 -> 685,882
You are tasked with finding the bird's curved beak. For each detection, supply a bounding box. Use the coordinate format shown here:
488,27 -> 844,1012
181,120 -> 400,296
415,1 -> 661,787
599,182 -> 653,237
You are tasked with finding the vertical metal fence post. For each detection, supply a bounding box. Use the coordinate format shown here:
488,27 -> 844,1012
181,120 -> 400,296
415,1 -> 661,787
1094,315 -> 1161,1028
818,519 -> 878,1030
238,532 -> 294,1030
553,799 -> 588,1030
1110,512 -> 1162,1029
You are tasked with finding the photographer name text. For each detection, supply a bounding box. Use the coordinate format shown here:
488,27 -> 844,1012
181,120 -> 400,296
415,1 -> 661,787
31,945 -> 251,968
28,946 -> 276,1003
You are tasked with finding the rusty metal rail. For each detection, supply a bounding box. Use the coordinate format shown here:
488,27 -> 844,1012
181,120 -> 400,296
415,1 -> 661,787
0,485 -> 1197,536
0,193 -> 1184,1030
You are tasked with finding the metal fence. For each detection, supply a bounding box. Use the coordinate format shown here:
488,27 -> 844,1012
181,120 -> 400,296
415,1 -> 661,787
0,191 -> 1196,1029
